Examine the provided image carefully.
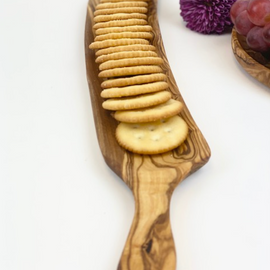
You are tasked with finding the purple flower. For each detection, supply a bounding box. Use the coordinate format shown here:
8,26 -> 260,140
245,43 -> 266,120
180,0 -> 236,34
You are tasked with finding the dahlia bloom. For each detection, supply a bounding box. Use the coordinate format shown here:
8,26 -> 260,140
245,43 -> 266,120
180,0 -> 236,34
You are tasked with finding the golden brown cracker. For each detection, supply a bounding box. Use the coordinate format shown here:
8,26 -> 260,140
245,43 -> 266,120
98,65 -> 163,78
96,2 -> 148,10
95,25 -> 153,35
101,0 -> 150,2
113,99 -> 184,123
94,13 -> 147,23
101,73 -> 166,88
96,50 -> 157,63
99,57 -> 163,70
115,115 -> 189,154
100,81 -> 169,98
93,18 -> 148,29
94,7 -> 148,16
95,44 -> 156,56
95,1 -> 148,10
89,38 -> 149,50
102,91 -> 171,111
94,31 -> 153,41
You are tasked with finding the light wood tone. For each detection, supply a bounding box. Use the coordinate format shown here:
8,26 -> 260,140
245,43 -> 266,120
231,28 -> 270,88
85,0 -> 211,269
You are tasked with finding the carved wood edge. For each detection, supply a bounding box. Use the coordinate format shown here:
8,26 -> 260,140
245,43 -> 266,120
231,28 -> 270,88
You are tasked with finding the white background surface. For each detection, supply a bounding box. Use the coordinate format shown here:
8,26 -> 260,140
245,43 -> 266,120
1,0 -> 270,269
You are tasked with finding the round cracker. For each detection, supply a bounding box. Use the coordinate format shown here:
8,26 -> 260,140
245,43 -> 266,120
94,7 -> 148,16
98,65 -> 163,78
102,91 -> 171,110
101,81 -> 169,98
96,2 -> 148,10
113,99 -> 184,123
95,25 -> 153,35
101,0 -> 150,2
99,57 -> 163,70
95,31 -> 153,41
94,13 -> 147,23
115,115 -> 188,154
93,18 -> 148,29
90,38 -> 149,50
95,44 -> 156,56
101,73 -> 166,88
96,50 -> 157,63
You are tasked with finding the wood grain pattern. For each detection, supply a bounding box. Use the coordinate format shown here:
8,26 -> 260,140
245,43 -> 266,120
85,0 -> 211,269
231,28 -> 270,88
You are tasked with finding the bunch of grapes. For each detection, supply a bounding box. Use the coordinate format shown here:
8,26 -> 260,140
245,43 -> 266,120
230,0 -> 270,52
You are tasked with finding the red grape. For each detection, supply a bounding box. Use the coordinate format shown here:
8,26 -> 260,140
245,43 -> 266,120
262,23 -> 270,44
234,10 -> 255,35
246,26 -> 269,51
230,0 -> 249,24
232,0 -> 270,53
247,0 -> 270,26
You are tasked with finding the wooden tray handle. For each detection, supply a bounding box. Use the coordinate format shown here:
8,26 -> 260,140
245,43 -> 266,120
118,205 -> 175,270
118,157 -> 178,270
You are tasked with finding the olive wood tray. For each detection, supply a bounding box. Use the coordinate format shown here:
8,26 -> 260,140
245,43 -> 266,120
231,28 -> 270,88
85,0 -> 211,269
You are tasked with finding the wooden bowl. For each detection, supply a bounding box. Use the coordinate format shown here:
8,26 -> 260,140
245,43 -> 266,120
231,28 -> 270,88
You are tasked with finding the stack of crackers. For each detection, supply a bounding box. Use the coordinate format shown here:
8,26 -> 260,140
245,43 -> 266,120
89,0 -> 188,154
